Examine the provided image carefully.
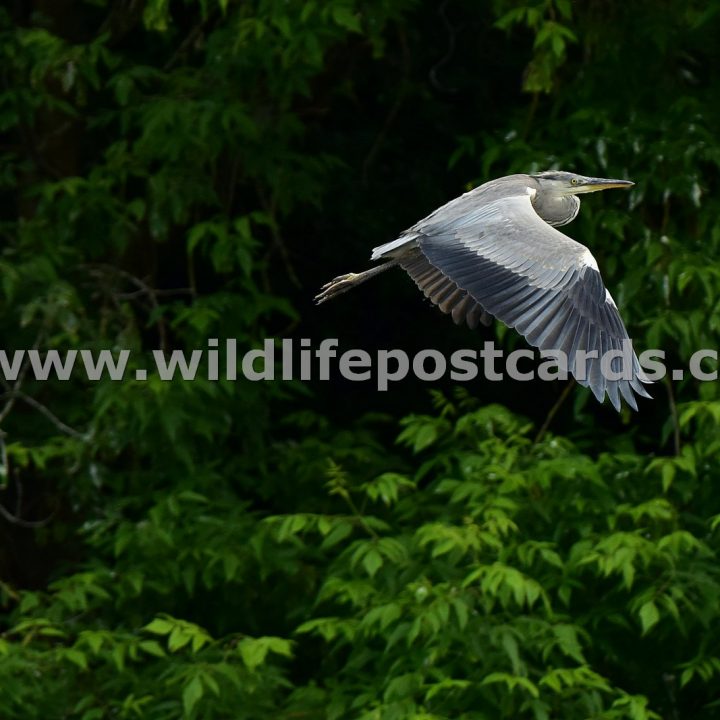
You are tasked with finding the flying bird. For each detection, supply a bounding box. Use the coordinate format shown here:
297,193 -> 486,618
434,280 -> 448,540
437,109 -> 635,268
316,171 -> 651,410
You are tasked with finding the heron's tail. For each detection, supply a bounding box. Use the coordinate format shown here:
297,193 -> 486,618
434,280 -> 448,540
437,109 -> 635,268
371,233 -> 418,261
315,260 -> 398,304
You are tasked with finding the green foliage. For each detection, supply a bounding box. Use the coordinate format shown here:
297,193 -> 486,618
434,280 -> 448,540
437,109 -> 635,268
2,1 -> 720,718
494,0 -> 577,94
6,394 -> 720,718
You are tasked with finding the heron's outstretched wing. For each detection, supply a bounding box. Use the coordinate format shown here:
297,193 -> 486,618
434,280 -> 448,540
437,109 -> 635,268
409,193 -> 650,410
400,248 -> 493,329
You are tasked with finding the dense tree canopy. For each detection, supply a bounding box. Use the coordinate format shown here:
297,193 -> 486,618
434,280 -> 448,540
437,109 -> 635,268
2,1 -> 720,718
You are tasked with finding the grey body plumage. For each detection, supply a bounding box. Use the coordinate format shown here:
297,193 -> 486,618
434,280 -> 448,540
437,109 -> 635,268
316,170 -> 651,411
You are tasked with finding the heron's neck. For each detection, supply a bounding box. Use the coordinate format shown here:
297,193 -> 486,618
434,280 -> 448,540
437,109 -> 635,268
532,193 -> 581,227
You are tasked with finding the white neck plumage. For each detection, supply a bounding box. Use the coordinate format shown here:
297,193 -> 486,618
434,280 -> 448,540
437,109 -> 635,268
531,192 -> 581,227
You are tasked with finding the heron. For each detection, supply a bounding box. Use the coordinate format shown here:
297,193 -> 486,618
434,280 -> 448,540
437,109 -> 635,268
316,170 -> 651,411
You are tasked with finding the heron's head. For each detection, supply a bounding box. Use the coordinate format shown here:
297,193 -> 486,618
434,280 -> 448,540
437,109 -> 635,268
531,170 -> 634,196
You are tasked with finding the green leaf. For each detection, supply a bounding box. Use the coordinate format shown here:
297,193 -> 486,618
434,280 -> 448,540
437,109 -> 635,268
639,601 -> 660,634
139,640 -> 166,658
320,521 -> 352,549
362,549 -> 383,577
64,648 -> 88,670
332,6 -> 361,32
144,618 -> 173,636
168,626 -> 192,652
183,675 -> 203,717
238,636 -> 292,671
554,624 -> 585,663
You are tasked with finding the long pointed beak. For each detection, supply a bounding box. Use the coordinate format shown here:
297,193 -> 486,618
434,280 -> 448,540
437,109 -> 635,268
576,177 -> 635,193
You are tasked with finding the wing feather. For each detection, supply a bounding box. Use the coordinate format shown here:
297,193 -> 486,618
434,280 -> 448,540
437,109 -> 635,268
399,249 -> 494,329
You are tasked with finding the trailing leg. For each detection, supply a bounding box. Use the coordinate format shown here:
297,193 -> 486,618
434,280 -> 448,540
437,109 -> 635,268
315,260 -> 398,304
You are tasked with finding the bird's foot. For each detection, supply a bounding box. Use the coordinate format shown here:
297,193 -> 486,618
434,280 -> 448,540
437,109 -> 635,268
315,273 -> 359,304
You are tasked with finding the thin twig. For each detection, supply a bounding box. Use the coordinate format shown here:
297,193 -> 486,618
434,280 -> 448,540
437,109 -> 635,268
85,264 -> 176,352
115,287 -> 193,300
328,462 -> 380,541
0,432 -> 8,492
257,186 -> 302,289
342,491 -> 380,541
0,499 -> 54,528
187,249 -> 198,299
97,0 -> 144,47
664,375 -> 681,456
521,91 -> 540,142
86,264 -> 164,296
163,17 -> 211,71
428,0 -> 460,94
362,27 -> 411,184
0,441 -> 55,528
3,392 -> 87,440
535,379 -> 576,444
0,330 -> 44,427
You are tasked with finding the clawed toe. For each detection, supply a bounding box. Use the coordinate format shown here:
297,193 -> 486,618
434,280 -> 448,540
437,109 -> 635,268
330,273 -> 355,285
315,273 -> 357,304
320,274 -> 350,291
315,261 -> 397,306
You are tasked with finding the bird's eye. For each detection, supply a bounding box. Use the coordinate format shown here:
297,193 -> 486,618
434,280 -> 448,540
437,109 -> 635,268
571,178 -> 580,185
